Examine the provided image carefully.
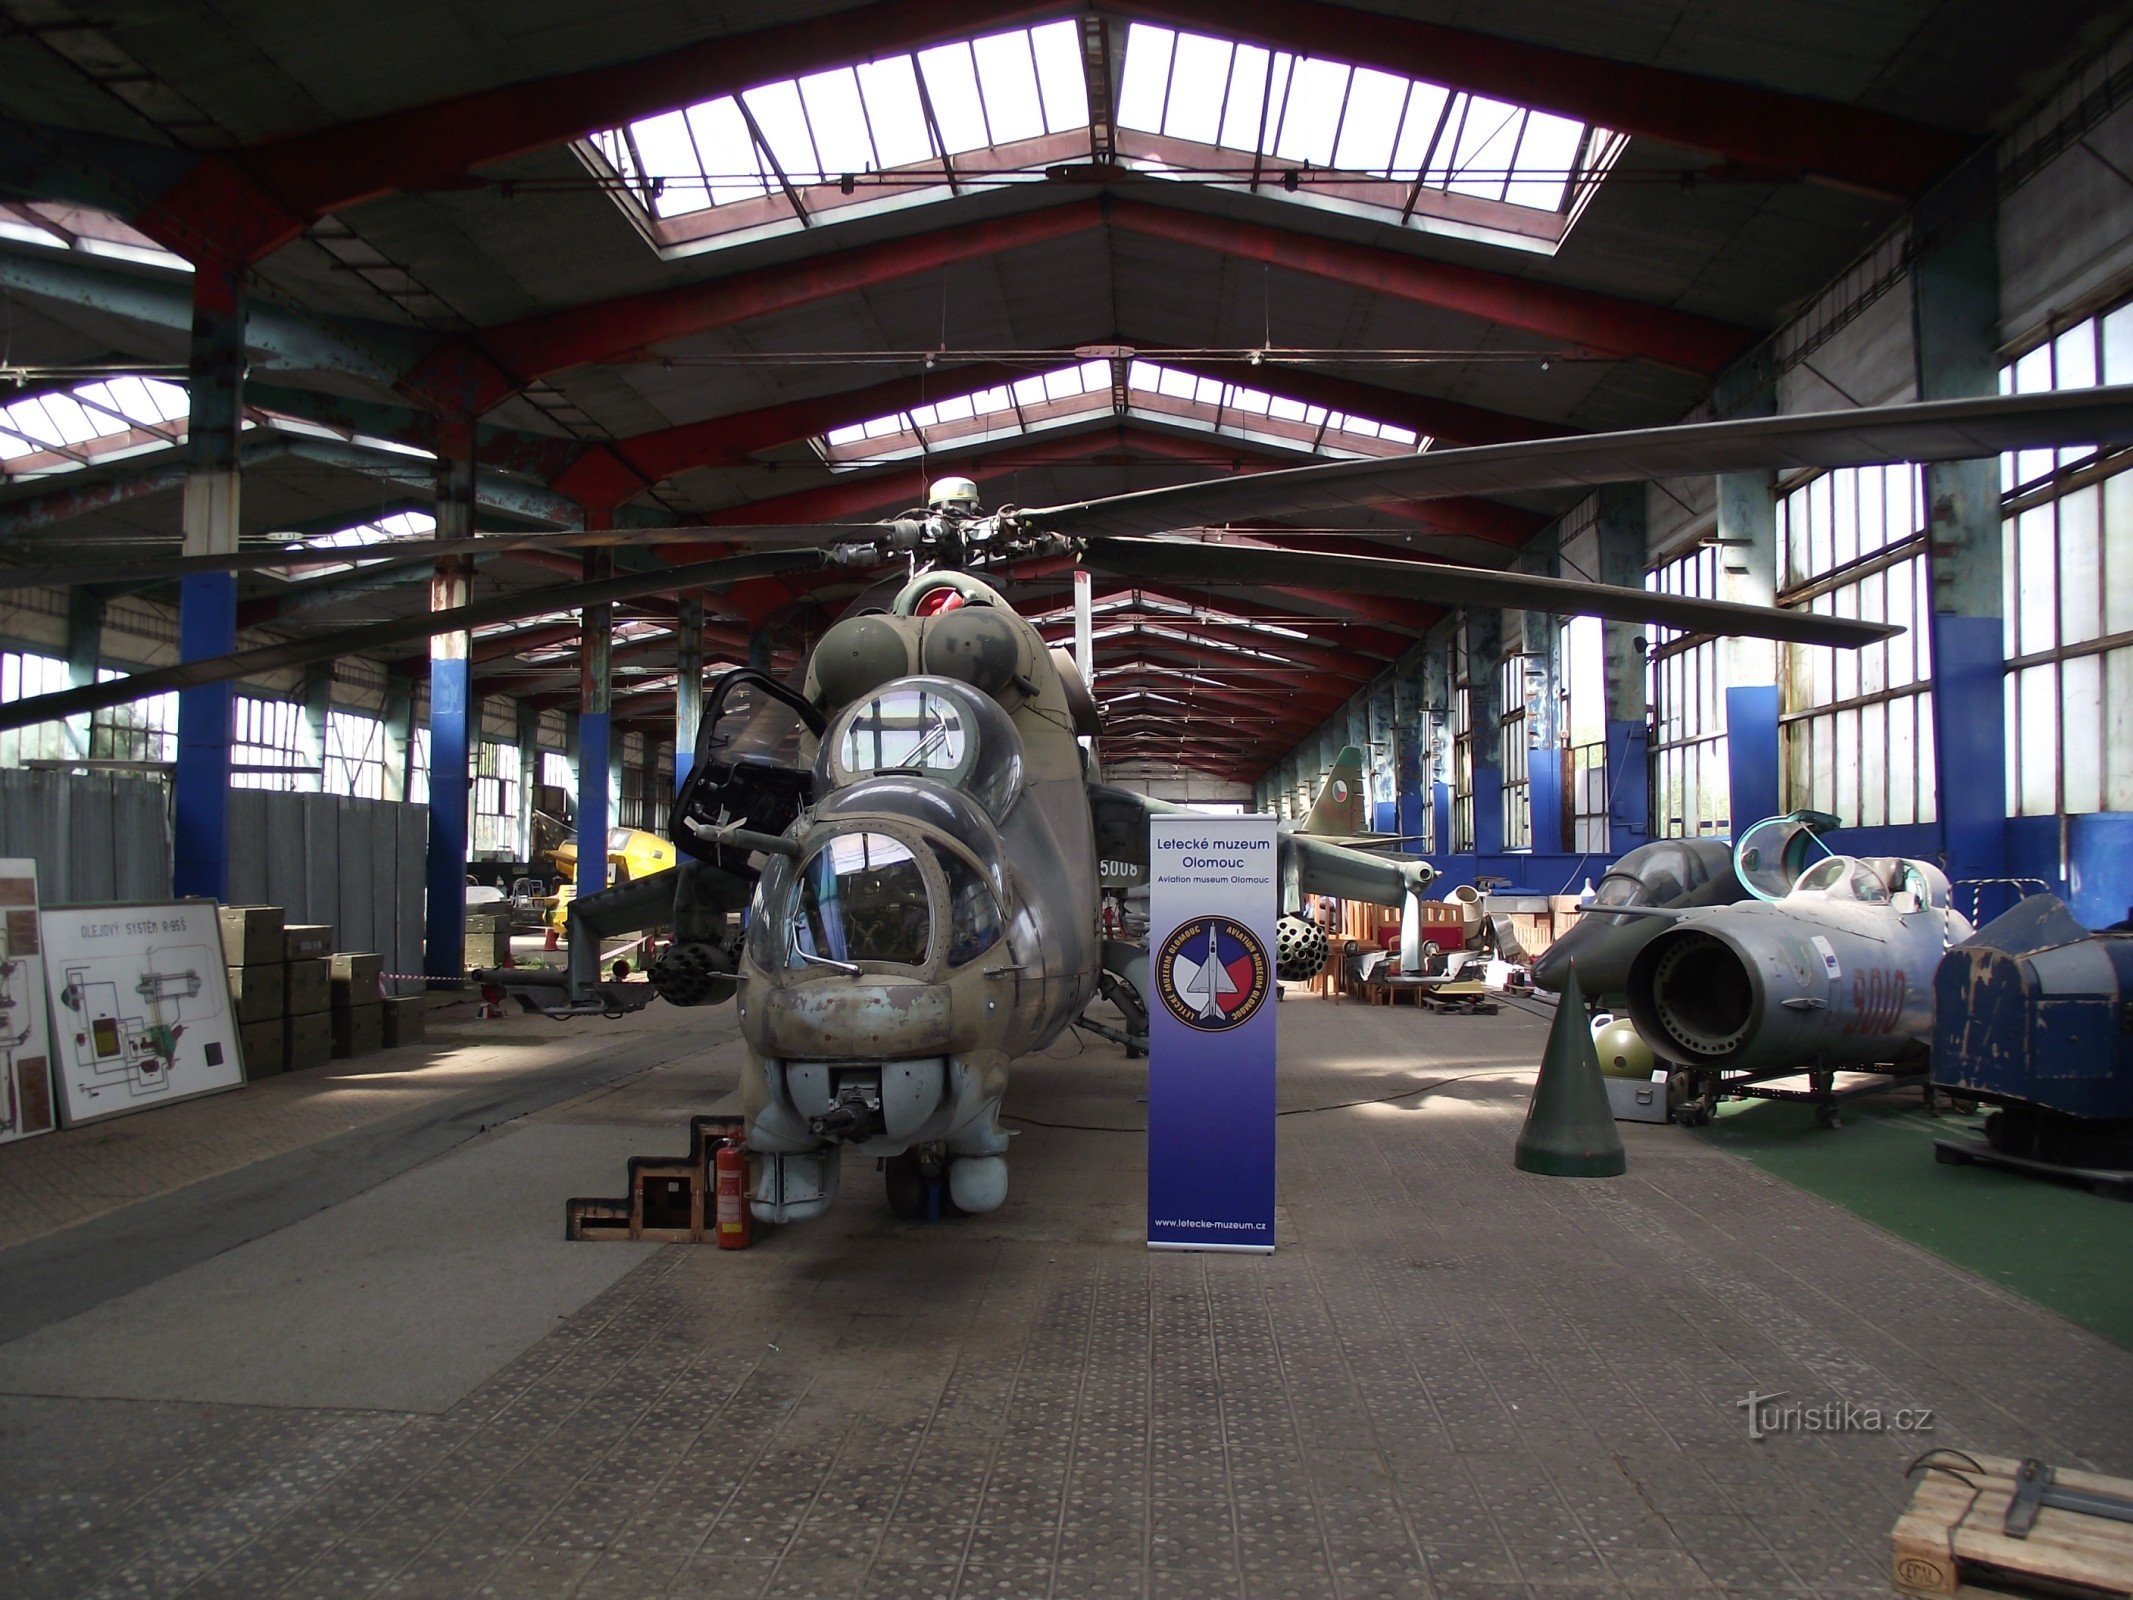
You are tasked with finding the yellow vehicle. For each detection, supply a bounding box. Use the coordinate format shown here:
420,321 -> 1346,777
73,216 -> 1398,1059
549,826 -> 676,888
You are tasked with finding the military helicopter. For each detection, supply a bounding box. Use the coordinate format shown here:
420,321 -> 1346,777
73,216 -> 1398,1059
6,385 -> 2132,1219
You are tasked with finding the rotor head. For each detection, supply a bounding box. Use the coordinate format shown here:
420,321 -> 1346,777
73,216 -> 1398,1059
928,475 -> 982,513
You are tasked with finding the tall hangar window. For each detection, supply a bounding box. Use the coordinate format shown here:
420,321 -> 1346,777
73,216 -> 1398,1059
1645,547 -> 1728,837
2001,300 -> 2133,817
474,741 -> 522,858
819,359 -> 1421,467
92,671 -> 177,765
1559,614 -> 1610,853
232,696 -> 311,791
0,651 -> 73,765
584,20 -> 1621,259
325,710 -> 388,799
1776,465 -> 1934,828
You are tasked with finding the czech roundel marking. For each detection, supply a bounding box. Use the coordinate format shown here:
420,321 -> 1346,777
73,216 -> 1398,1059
1155,916 -> 1271,1031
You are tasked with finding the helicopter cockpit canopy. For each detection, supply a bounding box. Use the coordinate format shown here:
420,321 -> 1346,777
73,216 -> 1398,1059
749,778 -> 1010,975
816,675 -> 1024,824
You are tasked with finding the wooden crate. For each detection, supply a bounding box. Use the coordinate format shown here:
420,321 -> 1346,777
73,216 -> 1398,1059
566,1115 -> 747,1243
1892,1453 -> 2133,1598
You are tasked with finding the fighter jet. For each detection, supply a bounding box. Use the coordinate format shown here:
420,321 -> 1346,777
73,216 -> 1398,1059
1531,812 -> 1838,1006
11,386 -> 2132,1219
1576,816 -> 1975,1124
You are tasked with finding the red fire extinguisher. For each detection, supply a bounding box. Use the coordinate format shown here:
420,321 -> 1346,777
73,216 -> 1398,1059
714,1139 -> 753,1249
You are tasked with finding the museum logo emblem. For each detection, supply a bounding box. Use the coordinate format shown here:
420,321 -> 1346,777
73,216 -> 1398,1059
1155,916 -> 1271,1032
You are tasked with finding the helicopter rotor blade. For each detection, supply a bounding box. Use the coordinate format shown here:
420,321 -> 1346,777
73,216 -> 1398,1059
1082,536 -> 1894,648
0,521 -> 907,593
1018,387 -> 2133,535
0,547 -> 830,734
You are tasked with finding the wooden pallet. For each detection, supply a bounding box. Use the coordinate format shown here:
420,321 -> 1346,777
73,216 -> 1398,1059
565,1113 -> 745,1243
1417,988 -> 1498,1015
1892,1453 -> 2133,1599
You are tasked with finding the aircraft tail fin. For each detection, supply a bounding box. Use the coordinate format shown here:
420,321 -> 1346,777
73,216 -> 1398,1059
1301,746 -> 1368,837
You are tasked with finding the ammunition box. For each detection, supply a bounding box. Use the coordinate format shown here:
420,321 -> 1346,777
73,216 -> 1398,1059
331,1004 -> 383,1059
225,963 -> 286,1024
285,957 -> 330,1017
283,1010 -> 332,1072
381,994 -> 426,1047
217,905 -> 284,968
283,924 -> 334,961
329,952 -> 383,1010
241,1018 -> 285,1077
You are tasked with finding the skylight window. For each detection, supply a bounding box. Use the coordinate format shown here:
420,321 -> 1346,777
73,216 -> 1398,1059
1115,23 -> 1612,226
0,200 -> 190,271
0,377 -> 190,478
262,510 -> 438,579
585,19 -> 1621,258
588,20 -> 1088,230
817,358 -> 1421,468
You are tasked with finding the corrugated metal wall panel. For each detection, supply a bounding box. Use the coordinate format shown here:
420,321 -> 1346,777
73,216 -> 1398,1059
0,771 -> 170,905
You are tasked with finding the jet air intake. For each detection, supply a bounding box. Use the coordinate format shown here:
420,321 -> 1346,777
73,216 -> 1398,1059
1624,911 -> 1938,1078
1636,931 -> 1755,1060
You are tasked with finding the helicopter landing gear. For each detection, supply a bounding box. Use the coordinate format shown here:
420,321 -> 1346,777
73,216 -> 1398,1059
884,1144 -> 962,1222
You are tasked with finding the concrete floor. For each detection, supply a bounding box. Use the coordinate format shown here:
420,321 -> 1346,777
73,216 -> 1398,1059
0,993 -> 2128,1599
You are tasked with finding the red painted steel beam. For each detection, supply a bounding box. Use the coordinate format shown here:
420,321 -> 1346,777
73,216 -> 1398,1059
1108,200 -> 1753,376
425,204 -> 1103,413
1137,0 -> 1968,200
563,350 -> 1555,509
551,360 -> 1032,509
417,193 -> 1749,414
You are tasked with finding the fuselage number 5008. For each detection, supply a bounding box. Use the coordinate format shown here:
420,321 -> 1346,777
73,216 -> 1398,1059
1845,968 -> 1906,1035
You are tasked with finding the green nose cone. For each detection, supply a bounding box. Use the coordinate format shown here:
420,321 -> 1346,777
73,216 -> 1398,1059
1514,964 -> 1628,1178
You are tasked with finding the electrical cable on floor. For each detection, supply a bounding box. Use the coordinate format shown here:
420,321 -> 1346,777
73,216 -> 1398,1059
1001,1066 -> 1516,1133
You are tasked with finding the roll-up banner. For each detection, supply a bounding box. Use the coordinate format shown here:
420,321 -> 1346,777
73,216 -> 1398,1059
1146,814 -> 1278,1253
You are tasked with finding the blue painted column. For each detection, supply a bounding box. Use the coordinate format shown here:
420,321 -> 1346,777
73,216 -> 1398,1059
1726,687 -> 1782,830
1717,449 -> 1781,833
578,548 -> 614,895
424,559 -> 473,980
423,414 -> 477,981
674,593 -> 704,795
172,260 -> 245,902
1914,154 -> 2007,883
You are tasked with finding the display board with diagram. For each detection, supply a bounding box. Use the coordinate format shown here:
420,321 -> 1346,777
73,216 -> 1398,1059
41,899 -> 246,1125
0,859 -> 56,1145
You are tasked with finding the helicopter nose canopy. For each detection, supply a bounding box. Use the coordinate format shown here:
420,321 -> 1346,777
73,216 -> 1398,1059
818,676 -> 1024,823
750,779 -> 1010,974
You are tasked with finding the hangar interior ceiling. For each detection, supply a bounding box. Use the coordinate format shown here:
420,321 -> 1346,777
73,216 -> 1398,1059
0,0 -> 2118,782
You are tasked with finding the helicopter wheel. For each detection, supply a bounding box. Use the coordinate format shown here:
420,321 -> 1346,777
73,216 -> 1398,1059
884,1146 -> 961,1221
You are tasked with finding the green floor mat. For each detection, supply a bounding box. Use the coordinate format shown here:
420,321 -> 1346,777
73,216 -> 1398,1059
1695,1088 -> 2133,1349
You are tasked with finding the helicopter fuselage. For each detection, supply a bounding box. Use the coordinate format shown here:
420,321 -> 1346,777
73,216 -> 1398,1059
732,571 -> 1101,1221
